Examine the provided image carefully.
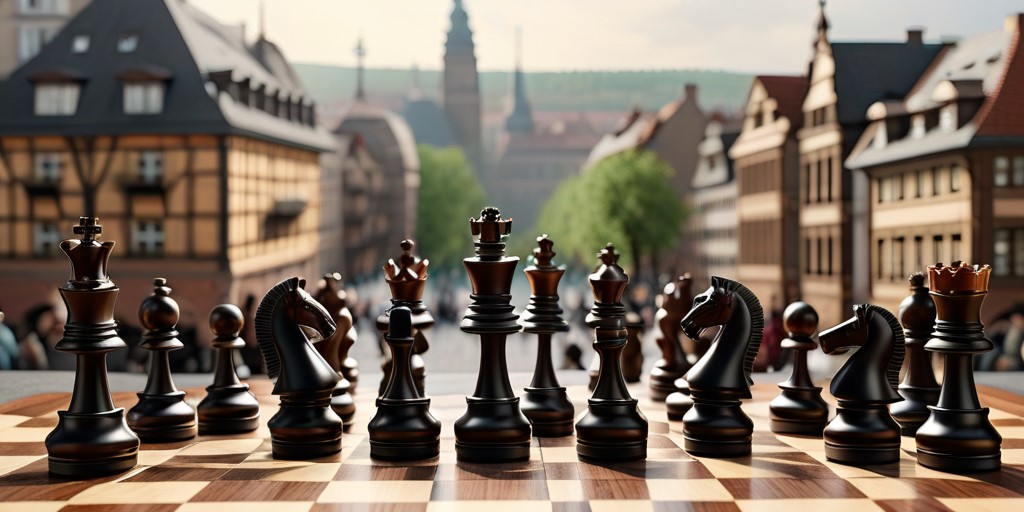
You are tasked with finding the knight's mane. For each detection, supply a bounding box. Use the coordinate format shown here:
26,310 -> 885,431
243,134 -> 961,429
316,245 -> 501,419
717,276 -> 763,383
865,304 -> 905,391
255,278 -> 298,380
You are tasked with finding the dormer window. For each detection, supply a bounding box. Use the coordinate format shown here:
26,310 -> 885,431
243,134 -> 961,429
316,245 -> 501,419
123,82 -> 164,114
71,35 -> 90,54
34,83 -> 79,116
117,33 -> 139,53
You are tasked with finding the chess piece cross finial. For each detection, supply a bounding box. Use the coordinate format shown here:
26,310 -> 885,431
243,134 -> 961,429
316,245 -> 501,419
74,217 -> 102,241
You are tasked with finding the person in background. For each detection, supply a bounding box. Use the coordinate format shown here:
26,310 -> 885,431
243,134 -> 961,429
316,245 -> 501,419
995,310 -> 1024,371
0,310 -> 19,370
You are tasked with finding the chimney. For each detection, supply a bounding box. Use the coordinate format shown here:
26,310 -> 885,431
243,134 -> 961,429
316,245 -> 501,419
685,83 -> 698,103
907,28 -> 924,45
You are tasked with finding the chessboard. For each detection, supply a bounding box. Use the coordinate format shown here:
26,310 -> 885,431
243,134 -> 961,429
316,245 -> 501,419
0,379 -> 1022,512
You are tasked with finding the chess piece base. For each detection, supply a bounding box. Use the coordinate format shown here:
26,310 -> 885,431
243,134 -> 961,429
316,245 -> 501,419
454,397 -> 532,463
682,400 -> 753,458
823,406 -> 901,465
665,391 -> 692,421
268,393 -> 343,460
575,400 -> 648,462
891,385 -> 941,437
368,398 -> 441,461
521,386 -> 574,438
330,389 -> 356,432
197,384 -> 260,435
46,409 -> 139,477
915,406 -> 1001,473
127,391 -> 197,443
825,442 -> 900,465
768,386 -> 829,436
648,366 -> 685,402
271,436 -> 342,460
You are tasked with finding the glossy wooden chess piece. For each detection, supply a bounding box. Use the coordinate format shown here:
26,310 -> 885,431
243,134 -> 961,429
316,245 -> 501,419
197,304 -> 260,434
256,277 -> 341,460
916,262 -> 1001,473
378,240 -> 433,397
46,217 -> 139,477
454,208 -> 532,462
313,273 -> 356,430
891,273 -> 939,436
576,244 -> 648,462
653,275 -> 693,403
520,235 -> 574,437
680,276 -> 762,457
768,301 -> 828,436
819,304 -> 904,465
622,312 -> 645,383
127,278 -> 197,442
368,307 -> 441,460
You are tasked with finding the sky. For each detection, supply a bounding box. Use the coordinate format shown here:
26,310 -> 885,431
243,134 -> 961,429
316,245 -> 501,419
190,0 -> 1023,74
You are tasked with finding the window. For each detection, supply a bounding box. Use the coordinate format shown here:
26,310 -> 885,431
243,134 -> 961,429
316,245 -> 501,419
879,177 -> 890,203
933,167 -> 942,195
1014,157 -> 1024,186
32,222 -> 60,256
951,164 -> 961,192
877,239 -> 886,280
138,151 -> 163,183
893,237 -> 905,281
1016,229 -> 1024,277
915,170 -> 923,198
123,82 -> 164,114
117,33 -> 139,53
951,233 -> 962,261
994,229 -> 1010,276
995,156 -> 1010,187
17,0 -> 68,15
132,221 -> 164,256
34,152 -> 62,182
914,236 -> 924,270
893,173 -> 904,200
816,237 -> 823,275
18,26 -> 48,62
933,235 -> 944,264
71,35 -> 89,54
827,236 -> 834,276
34,83 -> 79,116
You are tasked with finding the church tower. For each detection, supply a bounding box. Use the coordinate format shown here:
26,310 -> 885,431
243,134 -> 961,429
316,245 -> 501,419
442,0 -> 482,171
503,28 -> 534,133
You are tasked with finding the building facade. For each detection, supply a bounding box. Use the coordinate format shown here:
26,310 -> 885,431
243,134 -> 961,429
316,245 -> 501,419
0,0 -> 91,78
690,117 -> 740,288
847,14 -> 1024,322
441,0 -> 482,172
797,4 -> 943,327
0,0 -> 332,336
729,76 -> 807,313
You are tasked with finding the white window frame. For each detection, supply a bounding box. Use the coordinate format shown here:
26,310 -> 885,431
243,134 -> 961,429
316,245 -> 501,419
123,82 -> 164,114
34,83 -> 80,116
33,152 -> 63,183
138,151 -> 163,184
132,221 -> 165,256
32,222 -> 60,256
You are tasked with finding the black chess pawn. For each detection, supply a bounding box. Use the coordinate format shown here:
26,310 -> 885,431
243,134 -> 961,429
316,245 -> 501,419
454,208 -> 532,462
313,273 -> 356,430
378,239 -> 434,397
127,278 -> 198,442
576,244 -> 648,462
680,276 -> 762,457
520,235 -> 574,437
820,304 -> 904,465
890,273 -> 939,436
46,217 -> 139,477
653,275 -> 693,403
197,304 -> 260,434
916,262 -> 1001,473
256,277 -> 341,460
368,307 -> 441,460
768,301 -> 828,436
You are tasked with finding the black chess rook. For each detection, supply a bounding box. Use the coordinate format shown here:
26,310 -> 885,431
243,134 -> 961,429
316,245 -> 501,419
575,244 -> 648,462
197,304 -> 260,434
768,301 -> 828,436
127,278 -> 197,442
520,235 -> 574,438
454,207 -> 532,463
45,217 -> 139,478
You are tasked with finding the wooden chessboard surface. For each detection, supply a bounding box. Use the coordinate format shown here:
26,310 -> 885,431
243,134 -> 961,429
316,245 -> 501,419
0,378 -> 1022,512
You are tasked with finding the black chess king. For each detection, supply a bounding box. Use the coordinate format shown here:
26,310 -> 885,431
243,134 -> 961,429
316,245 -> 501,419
45,217 -> 140,477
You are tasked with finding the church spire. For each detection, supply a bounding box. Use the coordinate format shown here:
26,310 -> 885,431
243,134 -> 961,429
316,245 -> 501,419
258,0 -> 266,39
446,0 -> 473,50
815,0 -> 830,46
354,35 -> 366,102
504,27 -> 534,133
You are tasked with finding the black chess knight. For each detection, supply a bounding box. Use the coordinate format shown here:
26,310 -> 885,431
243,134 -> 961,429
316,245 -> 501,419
127,278 -> 197,442
197,304 -> 260,434
256,277 -> 341,460
454,207 -> 532,462
45,217 -> 139,477
575,244 -> 648,462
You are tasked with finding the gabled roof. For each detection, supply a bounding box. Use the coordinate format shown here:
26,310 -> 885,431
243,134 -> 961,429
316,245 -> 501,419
0,0 -> 331,152
975,14 -> 1024,137
757,75 -> 808,130
831,40 -> 945,126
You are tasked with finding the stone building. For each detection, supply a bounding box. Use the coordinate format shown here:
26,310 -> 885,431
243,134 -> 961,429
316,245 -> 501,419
441,0 -> 482,172
0,0 -> 333,334
729,75 -> 808,313
319,133 -> 384,281
0,0 -> 91,78
798,3 -> 944,327
847,13 -> 1024,323
690,116 -> 741,288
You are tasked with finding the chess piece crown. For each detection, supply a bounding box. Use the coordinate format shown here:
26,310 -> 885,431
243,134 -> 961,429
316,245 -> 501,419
62,217 -> 115,291
587,244 -> 627,330
469,207 -> 512,260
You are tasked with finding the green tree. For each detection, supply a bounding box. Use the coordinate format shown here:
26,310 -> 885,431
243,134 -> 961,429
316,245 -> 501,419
533,149 -> 685,285
415,145 -> 487,271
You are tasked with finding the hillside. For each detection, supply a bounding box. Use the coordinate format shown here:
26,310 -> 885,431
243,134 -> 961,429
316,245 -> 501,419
294,64 -> 753,114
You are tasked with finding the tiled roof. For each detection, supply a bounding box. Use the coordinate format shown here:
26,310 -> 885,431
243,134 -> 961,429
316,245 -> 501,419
832,41 -> 944,125
756,75 -> 808,130
975,15 -> 1024,137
